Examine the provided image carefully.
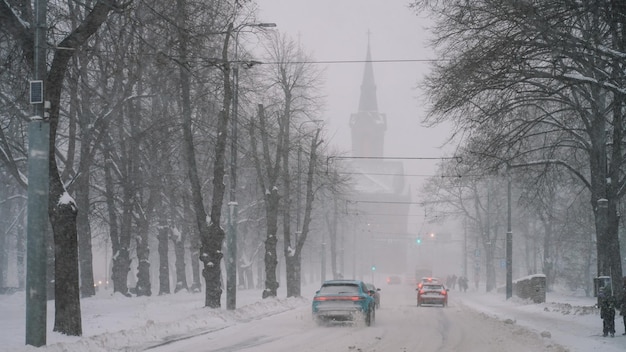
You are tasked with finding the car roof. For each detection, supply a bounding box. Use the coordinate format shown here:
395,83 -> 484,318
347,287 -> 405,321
422,283 -> 444,288
322,279 -> 364,284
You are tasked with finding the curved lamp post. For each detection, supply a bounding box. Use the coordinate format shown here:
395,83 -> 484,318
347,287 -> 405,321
227,22 -> 276,310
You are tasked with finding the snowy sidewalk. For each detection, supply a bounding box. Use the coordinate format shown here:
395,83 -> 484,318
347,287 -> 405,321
454,287 -> 626,352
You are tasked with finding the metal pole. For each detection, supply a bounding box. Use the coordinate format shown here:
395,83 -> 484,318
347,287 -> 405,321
296,146 -> 301,232
506,174 -> 513,299
463,216 -> 467,279
321,233 -> 326,284
226,28 -> 240,311
226,22 -> 276,310
26,0 -> 49,346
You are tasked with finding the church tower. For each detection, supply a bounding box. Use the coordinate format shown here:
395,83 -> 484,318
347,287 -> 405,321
349,37 -> 387,157
347,37 -> 410,275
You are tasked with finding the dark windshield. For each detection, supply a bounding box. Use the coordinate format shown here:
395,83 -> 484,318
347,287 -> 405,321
423,285 -> 443,290
319,284 -> 360,294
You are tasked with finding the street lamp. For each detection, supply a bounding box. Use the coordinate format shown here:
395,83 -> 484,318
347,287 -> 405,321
227,21 -> 276,311
26,0 -> 49,347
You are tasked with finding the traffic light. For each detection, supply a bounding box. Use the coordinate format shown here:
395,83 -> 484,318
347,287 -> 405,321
371,265 -> 376,271
416,236 -> 422,245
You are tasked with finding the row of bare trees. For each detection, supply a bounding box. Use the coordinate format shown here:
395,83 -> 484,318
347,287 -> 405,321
413,1 -> 626,297
1,0 -> 346,337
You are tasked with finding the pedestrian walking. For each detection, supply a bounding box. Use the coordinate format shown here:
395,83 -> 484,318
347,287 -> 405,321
599,287 -> 616,337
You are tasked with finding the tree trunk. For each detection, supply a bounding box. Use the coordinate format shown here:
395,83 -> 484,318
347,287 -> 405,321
249,104 -> 284,298
43,0 -> 117,335
135,218 -> 152,297
157,217 -> 170,295
263,188 -> 280,298
200,33 -> 232,307
280,96 -> 298,297
185,196 -> 202,292
76,146 -> 95,298
103,137 -> 128,297
177,1 -> 230,308
288,129 -> 322,296
174,228 -> 188,293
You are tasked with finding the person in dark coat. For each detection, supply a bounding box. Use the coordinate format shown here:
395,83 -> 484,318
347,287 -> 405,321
599,287 -> 616,337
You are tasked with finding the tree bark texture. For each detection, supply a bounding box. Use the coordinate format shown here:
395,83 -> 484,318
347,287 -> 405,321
249,104 -> 283,298
157,222 -> 171,295
44,0 -> 118,335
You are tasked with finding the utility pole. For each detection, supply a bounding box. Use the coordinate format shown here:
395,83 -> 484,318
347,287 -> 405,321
506,173 -> 513,299
26,0 -> 49,346
227,22 -> 276,310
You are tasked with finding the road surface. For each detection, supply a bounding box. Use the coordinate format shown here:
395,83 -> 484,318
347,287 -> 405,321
145,284 -> 566,352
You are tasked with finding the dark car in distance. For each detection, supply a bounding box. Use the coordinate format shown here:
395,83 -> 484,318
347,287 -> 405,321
312,280 -> 376,326
417,283 -> 448,307
386,275 -> 402,285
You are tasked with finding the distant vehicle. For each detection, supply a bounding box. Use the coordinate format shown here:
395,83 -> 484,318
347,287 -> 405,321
414,268 -> 433,284
365,283 -> 381,308
386,275 -> 402,285
417,277 -> 441,289
312,280 -> 376,326
417,283 -> 448,307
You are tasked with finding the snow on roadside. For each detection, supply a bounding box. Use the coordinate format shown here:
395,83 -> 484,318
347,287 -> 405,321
0,288 -> 309,352
457,289 -> 626,352
3,284 -> 626,352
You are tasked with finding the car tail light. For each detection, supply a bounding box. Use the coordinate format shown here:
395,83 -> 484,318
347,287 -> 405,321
419,289 -> 425,295
441,290 -> 447,295
314,296 -> 363,301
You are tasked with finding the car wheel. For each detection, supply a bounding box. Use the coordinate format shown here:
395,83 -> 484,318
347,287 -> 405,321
365,309 -> 372,326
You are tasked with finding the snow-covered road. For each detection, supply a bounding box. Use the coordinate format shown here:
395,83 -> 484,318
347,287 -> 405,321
145,284 -> 565,352
3,281 -> 626,352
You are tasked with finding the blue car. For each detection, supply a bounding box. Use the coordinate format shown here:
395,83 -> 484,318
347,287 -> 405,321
312,279 -> 376,326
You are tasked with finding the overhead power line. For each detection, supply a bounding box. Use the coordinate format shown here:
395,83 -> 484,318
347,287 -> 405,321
260,58 -> 445,65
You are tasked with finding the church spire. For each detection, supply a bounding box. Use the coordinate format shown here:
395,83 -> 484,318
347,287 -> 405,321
358,32 -> 378,113
349,32 -> 387,157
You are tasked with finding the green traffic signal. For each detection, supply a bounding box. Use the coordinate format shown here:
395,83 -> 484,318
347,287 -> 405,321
416,237 -> 422,244
371,265 -> 376,271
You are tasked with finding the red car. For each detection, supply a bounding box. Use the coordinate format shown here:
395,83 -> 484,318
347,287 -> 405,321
417,277 -> 440,289
417,283 -> 448,307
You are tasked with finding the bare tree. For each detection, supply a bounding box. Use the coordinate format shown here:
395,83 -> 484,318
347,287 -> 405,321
249,104 -> 284,298
413,0 -> 626,297
257,31 -> 326,297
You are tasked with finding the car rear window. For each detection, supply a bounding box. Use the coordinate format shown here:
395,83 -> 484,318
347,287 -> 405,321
319,284 -> 359,294
424,285 -> 443,290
